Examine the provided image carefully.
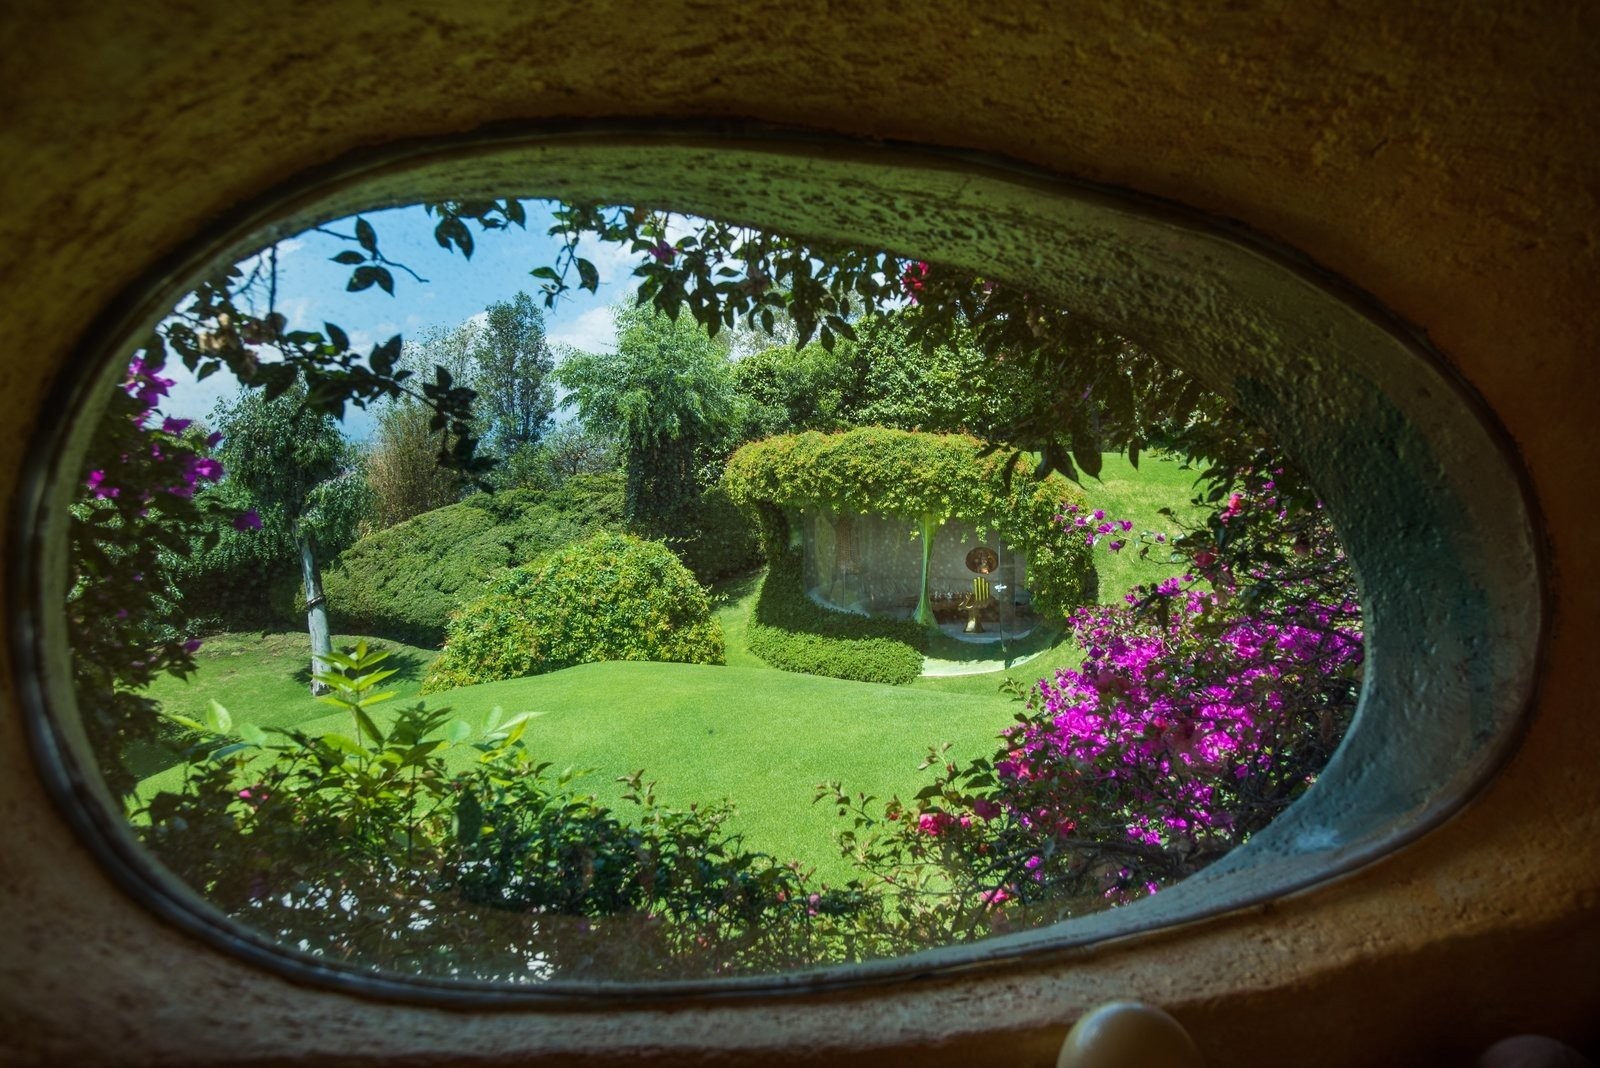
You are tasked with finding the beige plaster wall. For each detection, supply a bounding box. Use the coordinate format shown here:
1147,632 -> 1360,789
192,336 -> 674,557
1,2 -> 1595,1064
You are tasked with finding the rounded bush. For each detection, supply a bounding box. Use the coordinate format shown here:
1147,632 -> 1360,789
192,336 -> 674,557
325,474 -> 625,645
421,532 -> 724,693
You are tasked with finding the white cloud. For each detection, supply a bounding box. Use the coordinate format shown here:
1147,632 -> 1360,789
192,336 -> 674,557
549,305 -> 617,353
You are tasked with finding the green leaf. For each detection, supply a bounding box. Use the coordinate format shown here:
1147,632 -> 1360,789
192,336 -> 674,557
321,733 -> 364,755
445,718 -> 474,744
576,257 -> 599,292
325,322 -> 350,351
348,266 -> 379,292
457,790 -> 483,847
205,699 -> 232,734
331,250 -> 366,266
162,711 -> 208,733
238,723 -> 267,746
352,705 -> 386,748
355,216 -> 377,253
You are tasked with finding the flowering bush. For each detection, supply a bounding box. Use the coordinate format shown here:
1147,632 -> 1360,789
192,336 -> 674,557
70,357 -> 256,794
821,465 -> 1363,933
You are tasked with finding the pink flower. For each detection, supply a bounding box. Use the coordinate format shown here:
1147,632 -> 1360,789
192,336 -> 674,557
85,470 -> 119,499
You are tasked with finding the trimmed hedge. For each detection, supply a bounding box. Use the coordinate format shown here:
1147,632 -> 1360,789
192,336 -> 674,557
325,474 -> 625,645
745,549 -> 925,685
420,532 -> 724,693
722,428 -> 1094,620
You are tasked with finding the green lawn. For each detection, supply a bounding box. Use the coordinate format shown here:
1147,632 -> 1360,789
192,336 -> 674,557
140,657 -> 1018,886
1072,451 -> 1205,601
133,451 -> 1202,881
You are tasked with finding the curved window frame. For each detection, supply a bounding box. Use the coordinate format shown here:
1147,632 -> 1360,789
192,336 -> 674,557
9,122 -> 1547,1005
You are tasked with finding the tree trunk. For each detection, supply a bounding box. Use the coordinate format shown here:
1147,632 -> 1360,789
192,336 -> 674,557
299,535 -> 332,696
914,513 -> 939,628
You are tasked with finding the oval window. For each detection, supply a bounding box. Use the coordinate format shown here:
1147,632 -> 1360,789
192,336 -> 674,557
14,129 -> 1540,998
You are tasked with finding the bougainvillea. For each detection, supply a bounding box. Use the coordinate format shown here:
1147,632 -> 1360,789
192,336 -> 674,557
70,358 -> 257,794
821,466 -> 1363,932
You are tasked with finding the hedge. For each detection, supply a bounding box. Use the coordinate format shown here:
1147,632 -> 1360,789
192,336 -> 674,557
324,473 -> 625,645
744,549 -> 926,685
722,428 -> 1094,621
420,532 -> 724,693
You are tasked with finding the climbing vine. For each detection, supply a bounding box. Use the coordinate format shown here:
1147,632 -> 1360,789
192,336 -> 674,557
722,428 -> 1095,621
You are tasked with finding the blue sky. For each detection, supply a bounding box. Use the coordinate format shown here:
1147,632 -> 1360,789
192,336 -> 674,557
165,201 -> 641,439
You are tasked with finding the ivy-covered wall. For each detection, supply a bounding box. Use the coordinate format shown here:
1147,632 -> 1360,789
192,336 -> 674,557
722,428 -> 1095,621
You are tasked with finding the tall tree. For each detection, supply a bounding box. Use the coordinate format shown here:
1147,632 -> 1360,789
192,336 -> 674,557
211,387 -> 370,693
471,291 -> 557,459
557,304 -> 737,533
366,397 -> 466,529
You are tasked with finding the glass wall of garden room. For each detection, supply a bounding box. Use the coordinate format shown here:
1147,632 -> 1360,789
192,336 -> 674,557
798,509 -> 1037,639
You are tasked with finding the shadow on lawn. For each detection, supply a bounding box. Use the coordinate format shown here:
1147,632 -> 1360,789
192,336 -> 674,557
291,645 -> 430,688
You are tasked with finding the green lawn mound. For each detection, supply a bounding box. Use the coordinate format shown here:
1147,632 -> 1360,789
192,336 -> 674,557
141,659 -> 1016,886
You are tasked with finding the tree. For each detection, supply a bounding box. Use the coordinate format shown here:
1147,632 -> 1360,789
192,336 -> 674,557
470,291 -> 557,460
729,340 -> 848,439
210,387 -> 370,693
539,419 -> 619,482
366,397 -> 466,529
556,304 -> 739,533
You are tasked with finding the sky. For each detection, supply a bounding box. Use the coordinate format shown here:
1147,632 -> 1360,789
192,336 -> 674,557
163,201 -> 643,441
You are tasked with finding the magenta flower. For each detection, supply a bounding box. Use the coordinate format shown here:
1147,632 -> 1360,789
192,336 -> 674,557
85,470 -> 119,499
233,509 -> 262,531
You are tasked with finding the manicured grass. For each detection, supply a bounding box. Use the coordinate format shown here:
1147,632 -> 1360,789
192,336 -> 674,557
139,656 -> 1017,886
1072,451 -> 1206,602
128,631 -> 439,781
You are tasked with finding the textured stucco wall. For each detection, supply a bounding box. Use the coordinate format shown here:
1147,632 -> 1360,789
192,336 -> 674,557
1,2 -> 1596,1065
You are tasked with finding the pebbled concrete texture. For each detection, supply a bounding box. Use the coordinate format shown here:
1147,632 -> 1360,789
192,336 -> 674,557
0,2 -> 1596,1065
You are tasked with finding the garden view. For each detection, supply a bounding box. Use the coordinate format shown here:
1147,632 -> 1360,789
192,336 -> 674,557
69,200 -> 1364,982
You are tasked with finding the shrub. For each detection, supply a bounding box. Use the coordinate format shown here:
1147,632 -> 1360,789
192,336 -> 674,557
324,473 -> 625,645
421,532 -> 724,693
142,653 -> 855,983
745,549 -> 926,685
